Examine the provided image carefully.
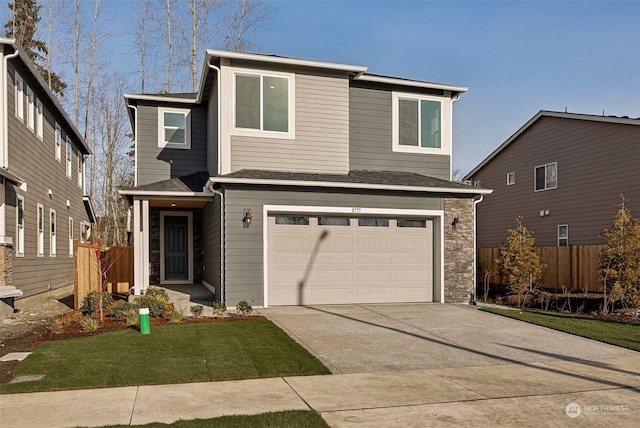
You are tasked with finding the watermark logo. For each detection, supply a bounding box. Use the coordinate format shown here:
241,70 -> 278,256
566,402 -> 581,418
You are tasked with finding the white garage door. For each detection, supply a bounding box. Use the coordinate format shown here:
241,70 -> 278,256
267,214 -> 433,305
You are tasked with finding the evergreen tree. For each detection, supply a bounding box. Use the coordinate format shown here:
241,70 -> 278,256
4,0 -> 67,95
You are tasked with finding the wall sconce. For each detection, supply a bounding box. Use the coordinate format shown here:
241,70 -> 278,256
242,209 -> 253,228
48,189 -> 53,198
451,214 -> 460,230
539,210 -> 550,217
66,200 -> 70,209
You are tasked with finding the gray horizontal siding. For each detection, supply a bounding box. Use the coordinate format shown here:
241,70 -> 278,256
201,199 -> 221,299
136,103 -> 208,186
223,187 -> 442,306
471,116 -> 640,247
349,87 -> 450,179
230,74 -> 350,174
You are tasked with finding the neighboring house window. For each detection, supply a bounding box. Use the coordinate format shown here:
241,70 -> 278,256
233,71 -> 294,137
77,151 -> 83,188
50,209 -> 57,257
506,172 -> 516,186
534,162 -> 557,191
15,72 -> 24,121
158,108 -> 191,149
558,224 -> 569,247
36,98 -> 43,140
66,138 -> 72,178
55,123 -> 62,162
27,86 -> 34,131
80,222 -> 91,243
392,92 -> 448,154
16,195 -> 25,257
37,204 -> 44,257
69,217 -> 74,257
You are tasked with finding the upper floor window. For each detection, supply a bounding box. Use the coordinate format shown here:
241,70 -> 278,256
506,172 -> 515,186
534,162 -> 557,191
16,195 -> 24,257
233,70 -> 294,138
66,137 -> 73,178
158,108 -> 191,149
15,72 -> 24,121
27,86 -> 34,131
36,98 -> 43,140
392,92 -> 449,155
558,224 -> 568,247
55,123 -> 62,162
77,151 -> 83,188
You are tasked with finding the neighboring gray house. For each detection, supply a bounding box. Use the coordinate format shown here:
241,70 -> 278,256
464,111 -> 640,248
0,39 -> 93,316
122,50 -> 490,307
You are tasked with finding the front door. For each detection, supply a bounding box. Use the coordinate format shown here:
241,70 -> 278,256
164,215 -> 189,281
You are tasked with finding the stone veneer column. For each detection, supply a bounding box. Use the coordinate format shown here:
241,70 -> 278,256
0,243 -> 12,287
443,197 -> 475,303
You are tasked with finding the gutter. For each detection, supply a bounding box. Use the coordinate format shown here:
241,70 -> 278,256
471,195 -> 484,305
2,47 -> 19,168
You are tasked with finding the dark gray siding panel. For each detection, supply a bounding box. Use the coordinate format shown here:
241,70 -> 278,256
223,187 -> 442,306
349,87 -> 450,180
471,117 -> 640,247
136,103 -> 208,186
6,63 -> 89,298
201,198 -> 221,299
207,83 -> 219,176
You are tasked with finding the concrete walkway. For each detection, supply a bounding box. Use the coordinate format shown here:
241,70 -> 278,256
2,355 -> 639,427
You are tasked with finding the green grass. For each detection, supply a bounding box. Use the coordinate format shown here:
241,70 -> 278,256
1,320 -> 329,394
85,411 -> 329,428
481,308 -> 640,351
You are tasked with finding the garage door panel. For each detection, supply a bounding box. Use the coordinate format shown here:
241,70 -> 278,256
354,269 -> 393,283
355,288 -> 393,302
312,288 -> 354,304
310,270 -> 353,284
393,287 -> 431,302
355,235 -> 394,248
354,252 -> 393,265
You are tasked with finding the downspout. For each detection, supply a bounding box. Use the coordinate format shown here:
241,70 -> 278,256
2,48 -> 20,169
128,103 -> 139,187
471,194 -> 484,305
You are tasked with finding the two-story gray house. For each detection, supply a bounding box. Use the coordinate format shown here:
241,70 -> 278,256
0,39 -> 93,318
122,50 -> 491,307
464,111 -> 640,248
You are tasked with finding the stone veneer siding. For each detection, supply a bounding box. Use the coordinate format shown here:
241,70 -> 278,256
0,244 -> 12,287
443,197 -> 475,303
149,208 -> 203,285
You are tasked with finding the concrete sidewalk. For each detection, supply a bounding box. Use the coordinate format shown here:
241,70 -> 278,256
2,355 -> 639,427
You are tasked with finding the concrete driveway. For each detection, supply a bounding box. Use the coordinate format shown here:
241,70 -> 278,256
261,303 -> 638,374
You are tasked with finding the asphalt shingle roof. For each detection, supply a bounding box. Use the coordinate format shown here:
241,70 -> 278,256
132,171 -> 210,193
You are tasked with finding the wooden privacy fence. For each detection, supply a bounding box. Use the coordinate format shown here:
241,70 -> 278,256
74,240 -> 134,309
477,245 -> 604,293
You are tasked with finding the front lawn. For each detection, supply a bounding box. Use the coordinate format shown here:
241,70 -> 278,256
0,320 -> 329,393
481,308 -> 640,351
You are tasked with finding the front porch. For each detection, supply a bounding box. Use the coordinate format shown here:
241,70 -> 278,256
155,283 -> 216,317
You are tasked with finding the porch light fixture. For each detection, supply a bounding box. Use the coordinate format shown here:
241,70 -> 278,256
242,209 -> 253,228
451,214 -> 460,230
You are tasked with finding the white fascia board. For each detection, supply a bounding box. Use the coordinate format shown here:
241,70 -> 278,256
206,50 -> 368,74
357,74 -> 469,94
213,177 -> 493,195
0,168 -> 24,184
123,93 -> 198,104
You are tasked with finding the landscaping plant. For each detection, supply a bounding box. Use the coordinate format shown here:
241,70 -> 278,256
190,305 -> 204,318
213,302 -> 226,318
236,300 -> 253,315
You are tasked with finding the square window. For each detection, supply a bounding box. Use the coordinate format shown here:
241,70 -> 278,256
558,224 -> 568,246
392,92 -> 448,155
234,71 -> 293,137
535,162 -> 557,191
158,108 -> 191,149
506,172 -> 516,186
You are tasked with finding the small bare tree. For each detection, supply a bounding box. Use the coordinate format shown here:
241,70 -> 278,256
225,0 -> 274,52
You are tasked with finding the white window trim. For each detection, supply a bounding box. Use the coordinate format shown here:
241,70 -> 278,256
157,107 -> 191,149
66,137 -> 72,178
55,123 -> 62,162
159,211 -> 193,284
534,162 -> 557,192
26,86 -> 34,131
558,224 -> 569,246
69,217 -> 74,257
391,91 -> 451,155
36,98 -> 43,140
230,68 -> 296,140
16,195 -> 25,257
506,172 -> 515,186
15,72 -> 24,121
37,203 -> 44,257
50,208 -> 57,257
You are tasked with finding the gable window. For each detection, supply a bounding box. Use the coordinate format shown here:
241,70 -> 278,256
37,204 -> 44,257
158,108 -> 191,149
66,138 -> 72,178
392,92 -> 449,154
36,98 -> 43,140
27,86 -> 34,131
69,217 -> 74,257
15,72 -> 24,121
55,123 -> 62,162
234,71 -> 294,137
534,162 -> 557,191
16,195 -> 24,257
506,172 -> 516,186
50,209 -> 57,257
558,224 -> 568,247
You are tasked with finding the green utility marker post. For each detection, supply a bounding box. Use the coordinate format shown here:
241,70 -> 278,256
139,308 -> 151,334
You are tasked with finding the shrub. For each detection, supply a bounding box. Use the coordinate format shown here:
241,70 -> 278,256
236,300 -> 253,315
80,317 -> 99,332
49,318 -> 65,334
190,305 -> 204,318
82,291 -> 113,316
110,300 -> 134,320
136,287 -> 170,318
125,308 -> 139,326
169,310 -> 184,323
213,302 -> 226,318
